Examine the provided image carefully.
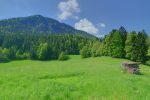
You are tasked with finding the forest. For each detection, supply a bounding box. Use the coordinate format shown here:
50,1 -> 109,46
0,26 -> 149,65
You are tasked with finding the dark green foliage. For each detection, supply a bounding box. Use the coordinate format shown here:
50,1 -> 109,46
135,31 -> 148,62
0,53 -> 9,63
102,29 -> 126,58
119,26 -> 127,41
125,31 -> 137,61
101,27 -> 148,63
58,52 -> 69,61
119,26 -> 127,57
0,24 -> 149,64
125,31 -> 148,63
29,48 -> 37,60
111,31 -> 124,58
0,32 -> 92,62
9,47 -> 17,60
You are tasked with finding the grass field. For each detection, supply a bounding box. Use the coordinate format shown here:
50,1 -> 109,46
0,55 -> 150,100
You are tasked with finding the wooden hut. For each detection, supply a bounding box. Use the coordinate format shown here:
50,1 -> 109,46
122,62 -> 140,74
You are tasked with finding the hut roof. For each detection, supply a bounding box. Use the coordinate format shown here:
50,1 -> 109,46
122,62 -> 141,65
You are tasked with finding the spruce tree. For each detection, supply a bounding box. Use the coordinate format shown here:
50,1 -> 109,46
119,26 -> 127,57
125,31 -> 140,61
125,31 -> 137,61
125,31 -> 148,62
136,31 -> 148,62
111,31 -> 124,58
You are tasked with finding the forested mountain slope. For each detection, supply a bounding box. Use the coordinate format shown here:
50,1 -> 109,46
0,15 -> 95,38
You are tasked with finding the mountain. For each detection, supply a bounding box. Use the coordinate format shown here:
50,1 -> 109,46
0,15 -> 95,38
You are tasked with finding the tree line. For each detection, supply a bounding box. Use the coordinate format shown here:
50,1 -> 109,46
80,27 -> 149,64
0,32 -> 92,62
0,26 -> 150,64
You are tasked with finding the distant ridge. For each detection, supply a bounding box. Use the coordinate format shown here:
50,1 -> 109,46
0,15 -> 95,39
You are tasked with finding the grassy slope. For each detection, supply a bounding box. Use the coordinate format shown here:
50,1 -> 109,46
0,56 -> 150,100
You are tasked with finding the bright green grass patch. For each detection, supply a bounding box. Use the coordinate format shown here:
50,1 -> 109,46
0,55 -> 150,100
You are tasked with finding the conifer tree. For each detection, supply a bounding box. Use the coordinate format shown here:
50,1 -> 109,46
125,31 -> 138,61
136,31 -> 148,62
111,31 -> 124,58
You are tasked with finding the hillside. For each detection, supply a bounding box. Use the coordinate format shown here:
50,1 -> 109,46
0,55 -> 150,99
0,15 -> 95,38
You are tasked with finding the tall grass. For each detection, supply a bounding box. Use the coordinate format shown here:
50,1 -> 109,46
0,56 -> 150,100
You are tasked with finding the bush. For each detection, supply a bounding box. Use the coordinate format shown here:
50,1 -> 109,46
0,54 -> 10,63
58,52 -> 69,61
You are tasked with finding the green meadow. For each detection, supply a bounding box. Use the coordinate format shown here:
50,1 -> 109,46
0,55 -> 150,100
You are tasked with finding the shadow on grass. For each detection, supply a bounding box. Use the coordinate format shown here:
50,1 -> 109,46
136,72 -> 144,75
39,72 -> 84,80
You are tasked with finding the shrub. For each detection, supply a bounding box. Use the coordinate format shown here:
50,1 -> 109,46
58,52 -> 69,61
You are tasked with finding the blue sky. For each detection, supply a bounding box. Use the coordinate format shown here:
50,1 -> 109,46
0,0 -> 150,36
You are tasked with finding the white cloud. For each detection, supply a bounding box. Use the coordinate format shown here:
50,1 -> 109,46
97,23 -> 106,28
58,0 -> 80,21
74,18 -> 99,35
